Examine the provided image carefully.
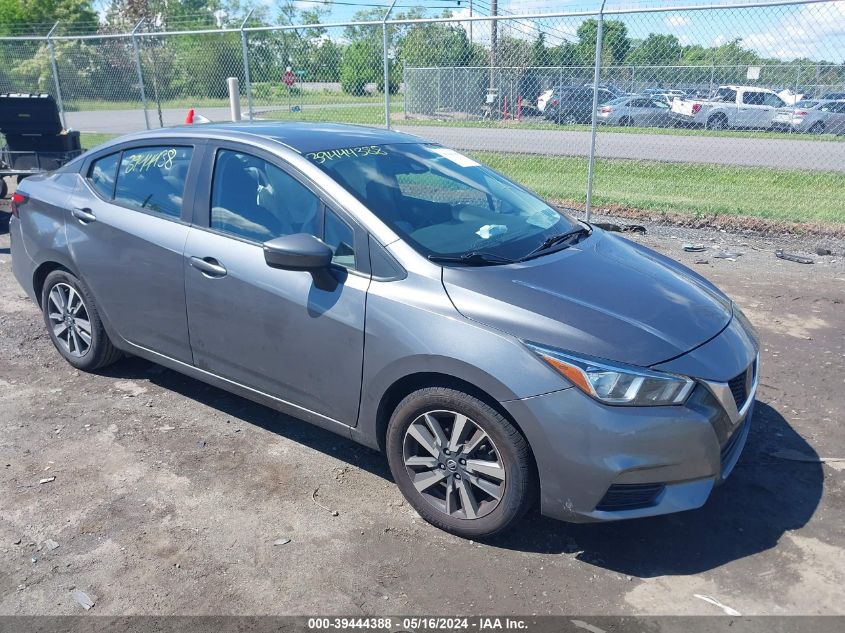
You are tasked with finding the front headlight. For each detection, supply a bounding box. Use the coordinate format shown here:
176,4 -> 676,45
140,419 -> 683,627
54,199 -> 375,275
525,343 -> 695,406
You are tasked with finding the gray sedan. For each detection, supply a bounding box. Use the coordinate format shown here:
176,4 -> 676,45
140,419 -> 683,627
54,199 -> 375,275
772,99 -> 845,134
10,122 -> 758,538
597,96 -> 673,127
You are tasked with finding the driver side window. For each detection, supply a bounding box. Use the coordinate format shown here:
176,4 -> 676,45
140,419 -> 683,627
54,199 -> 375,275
209,149 -> 357,270
210,149 -> 320,243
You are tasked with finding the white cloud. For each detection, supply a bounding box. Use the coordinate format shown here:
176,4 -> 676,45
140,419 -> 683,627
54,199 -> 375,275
665,15 -> 691,28
743,1 -> 845,60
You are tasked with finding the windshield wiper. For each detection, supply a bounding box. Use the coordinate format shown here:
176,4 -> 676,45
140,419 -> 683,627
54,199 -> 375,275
519,225 -> 592,261
427,251 -> 516,266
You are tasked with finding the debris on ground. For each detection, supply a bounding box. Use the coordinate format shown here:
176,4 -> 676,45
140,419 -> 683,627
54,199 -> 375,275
311,486 -> 339,516
594,222 -> 646,234
682,243 -> 706,252
693,593 -> 741,616
44,539 -> 59,551
776,249 -> 814,264
713,251 -> 743,260
694,259 -> 709,265
72,589 -> 95,610
273,538 -> 291,546
815,247 -> 833,256
38,476 -> 55,484
13,538 -> 21,545
113,380 -> 148,397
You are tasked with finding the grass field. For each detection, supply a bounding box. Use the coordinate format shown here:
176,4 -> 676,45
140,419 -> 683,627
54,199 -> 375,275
77,133 -> 844,225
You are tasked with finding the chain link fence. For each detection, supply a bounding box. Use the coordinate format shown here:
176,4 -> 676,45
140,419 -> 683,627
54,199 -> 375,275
1,0 -> 844,254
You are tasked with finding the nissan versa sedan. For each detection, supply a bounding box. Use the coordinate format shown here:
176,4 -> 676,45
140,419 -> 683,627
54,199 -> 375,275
10,122 -> 758,538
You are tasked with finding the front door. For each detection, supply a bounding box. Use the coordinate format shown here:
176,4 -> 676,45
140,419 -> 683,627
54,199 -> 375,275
183,146 -> 368,426
66,144 -> 196,363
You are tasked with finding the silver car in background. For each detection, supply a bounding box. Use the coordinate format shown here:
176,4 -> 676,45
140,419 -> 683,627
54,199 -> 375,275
10,122 -> 759,539
597,96 -> 673,127
772,99 -> 845,134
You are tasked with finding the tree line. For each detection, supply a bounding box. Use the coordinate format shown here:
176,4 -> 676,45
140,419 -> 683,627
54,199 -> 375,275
0,0 -> 842,105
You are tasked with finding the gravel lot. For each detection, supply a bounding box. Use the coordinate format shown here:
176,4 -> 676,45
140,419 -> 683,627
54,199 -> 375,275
1,204 -> 843,616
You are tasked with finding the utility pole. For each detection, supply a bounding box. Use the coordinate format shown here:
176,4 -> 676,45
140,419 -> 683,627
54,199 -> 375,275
489,0 -> 497,90
469,0 -> 473,44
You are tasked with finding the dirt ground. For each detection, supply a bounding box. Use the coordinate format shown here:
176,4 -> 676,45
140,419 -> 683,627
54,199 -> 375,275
1,204 -> 843,616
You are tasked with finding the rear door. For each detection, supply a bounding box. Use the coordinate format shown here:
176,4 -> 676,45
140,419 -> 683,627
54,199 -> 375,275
66,143 -> 198,363
183,143 -> 369,426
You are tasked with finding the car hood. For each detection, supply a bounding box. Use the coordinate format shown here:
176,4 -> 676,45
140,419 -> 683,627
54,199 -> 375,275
442,230 -> 733,368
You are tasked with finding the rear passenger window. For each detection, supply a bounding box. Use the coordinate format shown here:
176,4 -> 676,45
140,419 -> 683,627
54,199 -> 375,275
114,146 -> 193,218
88,153 -> 119,199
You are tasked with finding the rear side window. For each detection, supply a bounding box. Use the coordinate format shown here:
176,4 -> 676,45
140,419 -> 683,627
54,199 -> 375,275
742,92 -> 765,105
114,146 -> 193,218
88,153 -> 119,199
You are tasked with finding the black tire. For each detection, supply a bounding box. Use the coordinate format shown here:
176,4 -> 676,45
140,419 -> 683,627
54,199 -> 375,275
386,387 -> 535,539
809,121 -> 825,134
707,114 -> 728,130
0,177 -> 7,199
619,116 -> 633,127
41,269 -> 122,371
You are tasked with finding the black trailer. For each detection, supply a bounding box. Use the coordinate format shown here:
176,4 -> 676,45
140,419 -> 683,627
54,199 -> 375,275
0,93 -> 83,198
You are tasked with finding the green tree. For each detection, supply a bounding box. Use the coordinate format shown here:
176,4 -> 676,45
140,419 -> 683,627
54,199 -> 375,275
340,39 -> 379,96
626,33 -> 682,66
0,0 -> 98,36
577,19 -> 631,66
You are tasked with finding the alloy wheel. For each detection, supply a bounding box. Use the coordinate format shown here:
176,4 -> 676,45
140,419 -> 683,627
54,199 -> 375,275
402,410 -> 506,520
47,283 -> 92,357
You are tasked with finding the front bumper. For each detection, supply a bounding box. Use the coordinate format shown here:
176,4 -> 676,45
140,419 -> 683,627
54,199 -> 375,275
503,313 -> 758,523
504,383 -> 753,522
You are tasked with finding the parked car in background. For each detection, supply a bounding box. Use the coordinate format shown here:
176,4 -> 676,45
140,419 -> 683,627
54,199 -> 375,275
544,86 -> 617,124
820,92 -> 845,100
597,96 -> 673,127
670,85 -> 786,129
772,99 -> 845,134
9,122 -> 759,538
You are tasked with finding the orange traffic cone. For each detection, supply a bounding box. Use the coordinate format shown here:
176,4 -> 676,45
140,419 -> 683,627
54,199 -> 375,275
185,108 -> 195,124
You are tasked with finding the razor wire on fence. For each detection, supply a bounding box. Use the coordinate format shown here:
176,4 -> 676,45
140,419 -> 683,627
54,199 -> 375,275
1,0 -> 844,251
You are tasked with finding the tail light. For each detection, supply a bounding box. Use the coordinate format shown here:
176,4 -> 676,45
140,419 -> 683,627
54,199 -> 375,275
691,103 -> 702,114
10,192 -> 27,219
794,110 -> 808,116
600,106 -> 613,113
551,99 -> 559,107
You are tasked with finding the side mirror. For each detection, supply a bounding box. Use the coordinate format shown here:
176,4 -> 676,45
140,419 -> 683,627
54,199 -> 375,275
263,233 -> 337,290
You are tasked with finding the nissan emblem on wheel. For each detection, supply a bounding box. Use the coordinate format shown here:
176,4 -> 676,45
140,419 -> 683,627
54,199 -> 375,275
9,122 -> 759,538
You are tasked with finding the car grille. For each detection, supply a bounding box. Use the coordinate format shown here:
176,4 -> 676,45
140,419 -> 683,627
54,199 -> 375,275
595,483 -> 664,512
727,359 -> 756,410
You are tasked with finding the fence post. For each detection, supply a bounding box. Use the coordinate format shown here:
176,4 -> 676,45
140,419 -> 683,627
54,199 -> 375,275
46,22 -> 66,129
241,10 -> 254,121
585,1 -> 606,222
131,19 -> 150,130
383,0 -> 398,129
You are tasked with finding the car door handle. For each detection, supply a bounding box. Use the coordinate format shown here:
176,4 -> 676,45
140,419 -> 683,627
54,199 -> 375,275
71,207 -> 96,224
189,256 -> 227,278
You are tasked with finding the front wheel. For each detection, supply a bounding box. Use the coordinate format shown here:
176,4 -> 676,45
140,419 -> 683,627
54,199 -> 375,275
41,269 -> 122,371
808,121 -> 825,134
386,387 -> 535,538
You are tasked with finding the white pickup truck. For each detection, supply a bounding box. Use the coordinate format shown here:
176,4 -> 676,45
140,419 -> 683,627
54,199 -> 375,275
670,85 -> 787,129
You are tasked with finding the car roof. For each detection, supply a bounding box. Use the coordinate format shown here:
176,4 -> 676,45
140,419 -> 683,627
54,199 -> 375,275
103,121 -> 424,154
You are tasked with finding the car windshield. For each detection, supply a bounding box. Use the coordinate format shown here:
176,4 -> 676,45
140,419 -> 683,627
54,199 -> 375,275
307,143 -> 579,260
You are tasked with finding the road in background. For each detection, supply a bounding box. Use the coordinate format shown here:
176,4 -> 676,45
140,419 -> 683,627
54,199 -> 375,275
64,108 -> 845,172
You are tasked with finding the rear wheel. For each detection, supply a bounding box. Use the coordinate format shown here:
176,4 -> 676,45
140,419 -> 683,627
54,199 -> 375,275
707,114 -> 728,130
0,177 -> 7,199
386,387 -> 535,538
41,270 -> 122,371
619,116 -> 633,127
